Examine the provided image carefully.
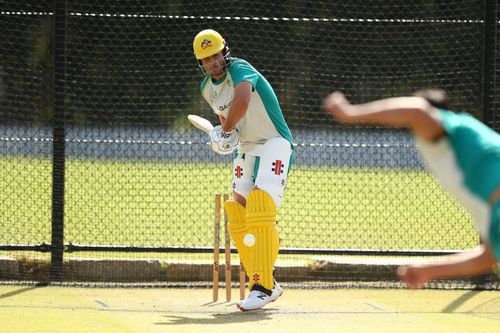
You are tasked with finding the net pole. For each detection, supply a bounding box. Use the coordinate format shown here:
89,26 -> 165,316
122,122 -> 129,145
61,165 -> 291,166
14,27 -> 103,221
50,0 -> 67,282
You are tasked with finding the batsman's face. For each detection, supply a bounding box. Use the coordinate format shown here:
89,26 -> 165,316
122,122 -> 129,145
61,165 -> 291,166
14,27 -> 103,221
201,52 -> 226,79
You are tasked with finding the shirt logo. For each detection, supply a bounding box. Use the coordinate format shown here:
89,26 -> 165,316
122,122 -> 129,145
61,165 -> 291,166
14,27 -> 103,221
201,39 -> 212,50
218,103 -> 230,112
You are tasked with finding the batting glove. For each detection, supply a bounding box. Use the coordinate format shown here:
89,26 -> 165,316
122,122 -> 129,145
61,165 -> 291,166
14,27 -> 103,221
209,125 -> 239,155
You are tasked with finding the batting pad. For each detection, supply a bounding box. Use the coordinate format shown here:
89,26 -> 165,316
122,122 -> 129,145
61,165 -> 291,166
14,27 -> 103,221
224,201 -> 253,280
245,189 -> 279,291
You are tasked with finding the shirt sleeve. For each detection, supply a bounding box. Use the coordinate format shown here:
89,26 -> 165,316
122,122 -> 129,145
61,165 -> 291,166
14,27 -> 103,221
199,76 -> 210,102
436,109 -> 454,136
228,59 -> 259,88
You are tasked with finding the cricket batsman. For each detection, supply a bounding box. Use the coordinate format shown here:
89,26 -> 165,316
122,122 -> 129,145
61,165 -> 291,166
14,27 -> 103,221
193,29 -> 294,311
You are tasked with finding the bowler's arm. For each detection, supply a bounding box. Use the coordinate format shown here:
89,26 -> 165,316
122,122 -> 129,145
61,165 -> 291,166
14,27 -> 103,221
323,92 -> 445,141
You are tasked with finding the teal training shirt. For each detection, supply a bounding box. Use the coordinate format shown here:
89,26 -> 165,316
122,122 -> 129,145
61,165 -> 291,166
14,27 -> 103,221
437,110 -> 500,260
200,57 -> 293,154
417,110 -> 500,260
438,109 -> 500,202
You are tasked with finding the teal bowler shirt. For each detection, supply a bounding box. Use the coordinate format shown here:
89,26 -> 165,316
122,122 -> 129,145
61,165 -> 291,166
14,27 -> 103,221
438,109 -> 500,202
438,109 -> 500,259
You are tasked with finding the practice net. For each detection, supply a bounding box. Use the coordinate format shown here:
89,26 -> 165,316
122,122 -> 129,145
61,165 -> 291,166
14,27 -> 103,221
1,0 -> 499,289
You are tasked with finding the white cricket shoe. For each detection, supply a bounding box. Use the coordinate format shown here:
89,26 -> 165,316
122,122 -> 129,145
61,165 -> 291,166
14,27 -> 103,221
237,282 -> 283,311
269,280 -> 284,302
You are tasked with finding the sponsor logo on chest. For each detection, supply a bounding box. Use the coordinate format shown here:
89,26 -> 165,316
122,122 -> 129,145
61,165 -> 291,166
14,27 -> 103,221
217,102 -> 231,112
211,81 -> 234,116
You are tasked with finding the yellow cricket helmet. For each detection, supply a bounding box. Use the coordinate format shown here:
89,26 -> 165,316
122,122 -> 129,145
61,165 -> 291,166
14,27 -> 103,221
193,29 -> 226,60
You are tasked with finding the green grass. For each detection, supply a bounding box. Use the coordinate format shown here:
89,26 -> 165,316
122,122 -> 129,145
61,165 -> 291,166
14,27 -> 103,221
0,157 -> 478,251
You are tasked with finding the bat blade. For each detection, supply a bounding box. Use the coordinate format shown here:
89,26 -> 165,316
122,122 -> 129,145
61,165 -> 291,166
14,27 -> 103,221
187,114 -> 214,134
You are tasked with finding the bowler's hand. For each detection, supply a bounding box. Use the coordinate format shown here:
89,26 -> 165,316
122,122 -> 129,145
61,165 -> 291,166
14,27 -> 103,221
323,92 -> 353,123
397,265 -> 431,289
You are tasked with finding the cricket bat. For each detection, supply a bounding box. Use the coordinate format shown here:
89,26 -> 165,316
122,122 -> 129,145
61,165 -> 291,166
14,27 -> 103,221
187,115 -> 214,134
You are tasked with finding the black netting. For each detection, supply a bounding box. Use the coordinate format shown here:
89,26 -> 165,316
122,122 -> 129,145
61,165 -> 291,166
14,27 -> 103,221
1,0 -> 499,287
0,1 -> 54,282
